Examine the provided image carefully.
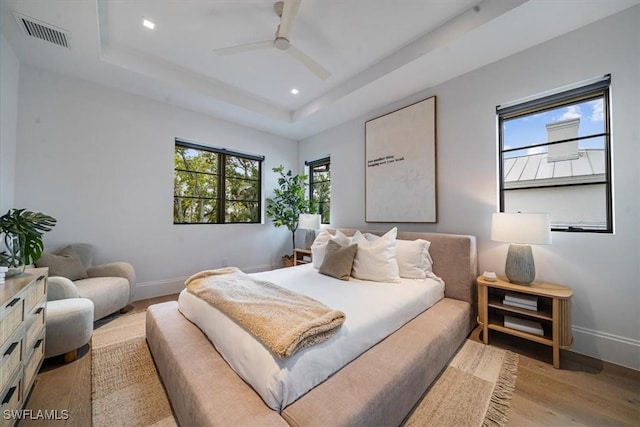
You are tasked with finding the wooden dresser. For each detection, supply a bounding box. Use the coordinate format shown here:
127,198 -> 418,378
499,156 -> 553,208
0,268 -> 47,426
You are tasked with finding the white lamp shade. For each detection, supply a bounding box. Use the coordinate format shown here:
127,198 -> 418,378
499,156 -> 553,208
491,212 -> 551,245
298,214 -> 321,230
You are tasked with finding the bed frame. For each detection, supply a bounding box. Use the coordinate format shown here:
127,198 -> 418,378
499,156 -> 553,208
146,230 -> 477,426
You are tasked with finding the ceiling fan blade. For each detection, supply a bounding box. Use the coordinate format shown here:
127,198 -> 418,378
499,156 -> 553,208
277,0 -> 301,40
288,45 -> 331,80
214,40 -> 274,56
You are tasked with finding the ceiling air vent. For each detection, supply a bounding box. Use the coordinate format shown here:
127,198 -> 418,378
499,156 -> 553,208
13,12 -> 70,49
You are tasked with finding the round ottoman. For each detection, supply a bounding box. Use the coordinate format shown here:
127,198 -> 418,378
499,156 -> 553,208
45,298 -> 94,362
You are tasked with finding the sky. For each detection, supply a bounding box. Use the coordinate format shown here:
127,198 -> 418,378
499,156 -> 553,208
502,98 -> 605,157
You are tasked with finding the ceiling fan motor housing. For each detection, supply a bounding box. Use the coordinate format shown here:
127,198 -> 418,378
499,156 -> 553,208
274,36 -> 290,50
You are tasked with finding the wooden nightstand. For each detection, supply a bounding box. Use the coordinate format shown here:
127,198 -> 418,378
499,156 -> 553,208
293,249 -> 312,266
477,275 -> 573,369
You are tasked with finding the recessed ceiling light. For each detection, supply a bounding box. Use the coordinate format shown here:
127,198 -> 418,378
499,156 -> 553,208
290,88 -> 299,95
142,19 -> 155,30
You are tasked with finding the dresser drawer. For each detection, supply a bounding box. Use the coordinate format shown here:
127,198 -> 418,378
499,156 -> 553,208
0,332 -> 23,394
24,275 -> 46,314
23,334 -> 44,394
24,302 -> 45,355
0,299 -> 24,347
0,368 -> 22,427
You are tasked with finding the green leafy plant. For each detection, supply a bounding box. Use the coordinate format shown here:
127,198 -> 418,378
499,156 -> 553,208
266,166 -> 316,258
0,209 -> 57,269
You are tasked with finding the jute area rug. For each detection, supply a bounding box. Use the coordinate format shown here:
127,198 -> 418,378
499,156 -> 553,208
92,311 -> 518,427
404,340 -> 518,427
92,311 -> 176,427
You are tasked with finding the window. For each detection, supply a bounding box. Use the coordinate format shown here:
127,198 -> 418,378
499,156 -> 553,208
174,139 -> 263,224
497,75 -> 612,233
306,157 -> 330,224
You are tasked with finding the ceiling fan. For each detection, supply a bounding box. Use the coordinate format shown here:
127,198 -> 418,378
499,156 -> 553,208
213,0 -> 331,81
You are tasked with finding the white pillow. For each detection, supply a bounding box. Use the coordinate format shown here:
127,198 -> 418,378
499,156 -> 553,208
395,239 -> 430,279
333,229 -> 353,246
361,232 -> 380,242
396,239 -> 444,284
351,227 -> 399,282
310,230 -> 354,269
310,230 -> 331,269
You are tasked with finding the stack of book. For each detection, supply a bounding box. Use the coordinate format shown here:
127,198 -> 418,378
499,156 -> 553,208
504,315 -> 544,336
0,266 -> 7,284
503,292 -> 538,311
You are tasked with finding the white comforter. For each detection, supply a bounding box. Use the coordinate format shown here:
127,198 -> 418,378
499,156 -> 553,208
178,263 -> 444,410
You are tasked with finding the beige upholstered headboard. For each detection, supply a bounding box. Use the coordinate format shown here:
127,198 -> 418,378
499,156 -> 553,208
328,229 -> 478,328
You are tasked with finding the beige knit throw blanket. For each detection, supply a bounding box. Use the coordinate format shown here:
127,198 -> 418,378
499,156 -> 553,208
185,267 -> 346,359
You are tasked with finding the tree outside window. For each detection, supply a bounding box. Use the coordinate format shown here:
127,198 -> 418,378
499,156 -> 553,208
174,140 -> 262,224
307,157 -> 330,224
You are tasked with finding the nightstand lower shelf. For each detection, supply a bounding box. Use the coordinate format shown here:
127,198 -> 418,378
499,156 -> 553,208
484,316 -> 553,346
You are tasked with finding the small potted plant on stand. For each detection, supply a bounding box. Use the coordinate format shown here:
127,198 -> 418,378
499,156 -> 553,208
0,208 -> 57,277
266,165 -> 316,267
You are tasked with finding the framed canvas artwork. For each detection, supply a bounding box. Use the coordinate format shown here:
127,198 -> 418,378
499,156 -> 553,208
365,96 -> 437,222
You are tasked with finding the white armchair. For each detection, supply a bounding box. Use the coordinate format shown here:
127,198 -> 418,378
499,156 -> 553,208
36,244 -> 136,361
37,243 -> 136,321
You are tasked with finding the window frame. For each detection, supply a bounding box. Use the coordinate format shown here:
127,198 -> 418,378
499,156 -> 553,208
496,75 -> 613,233
174,138 -> 263,224
306,156 -> 331,225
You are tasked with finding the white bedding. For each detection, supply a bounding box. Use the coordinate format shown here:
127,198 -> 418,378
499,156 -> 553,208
178,263 -> 444,410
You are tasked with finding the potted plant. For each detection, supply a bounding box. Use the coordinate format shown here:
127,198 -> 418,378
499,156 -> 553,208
0,208 -> 57,277
266,165 -> 316,266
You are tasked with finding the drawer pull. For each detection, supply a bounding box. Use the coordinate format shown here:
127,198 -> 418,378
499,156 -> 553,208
36,275 -> 45,282
34,339 -> 43,349
6,298 -> 20,308
34,307 -> 44,315
2,386 -> 16,405
4,342 -> 18,357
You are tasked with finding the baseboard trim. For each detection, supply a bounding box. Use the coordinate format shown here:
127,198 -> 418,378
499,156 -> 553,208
133,277 -> 185,301
132,264 -> 275,301
571,325 -> 640,371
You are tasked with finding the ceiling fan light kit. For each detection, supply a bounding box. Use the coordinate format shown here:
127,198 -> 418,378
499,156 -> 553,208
213,0 -> 330,80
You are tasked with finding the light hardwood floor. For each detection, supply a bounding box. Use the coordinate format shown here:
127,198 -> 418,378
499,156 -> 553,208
20,295 -> 640,426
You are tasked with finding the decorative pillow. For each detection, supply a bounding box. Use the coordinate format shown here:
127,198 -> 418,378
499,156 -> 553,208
361,232 -> 380,242
35,245 -> 88,280
311,229 -> 355,269
351,227 -> 400,282
318,240 -> 358,281
395,239 -> 431,279
332,230 -> 353,245
311,230 -> 331,269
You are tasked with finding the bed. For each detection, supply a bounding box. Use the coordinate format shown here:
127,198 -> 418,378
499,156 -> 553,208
146,229 -> 477,426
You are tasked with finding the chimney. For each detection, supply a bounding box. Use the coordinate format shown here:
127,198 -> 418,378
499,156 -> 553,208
546,118 -> 580,162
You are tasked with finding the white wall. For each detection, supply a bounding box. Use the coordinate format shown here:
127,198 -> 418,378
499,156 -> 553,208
0,33 -> 20,214
15,65 -> 297,299
299,7 -> 640,369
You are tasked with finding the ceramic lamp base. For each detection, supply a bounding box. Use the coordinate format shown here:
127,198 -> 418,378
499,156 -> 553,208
304,230 -> 316,249
505,243 -> 536,285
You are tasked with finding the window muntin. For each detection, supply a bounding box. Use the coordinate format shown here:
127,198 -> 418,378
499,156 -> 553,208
174,140 -> 262,224
307,157 -> 330,224
497,76 -> 612,233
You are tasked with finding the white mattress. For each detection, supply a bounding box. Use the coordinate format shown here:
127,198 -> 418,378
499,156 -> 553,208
178,263 -> 444,410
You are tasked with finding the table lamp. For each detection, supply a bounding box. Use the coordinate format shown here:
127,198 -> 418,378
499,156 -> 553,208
298,214 -> 321,249
491,212 -> 551,285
